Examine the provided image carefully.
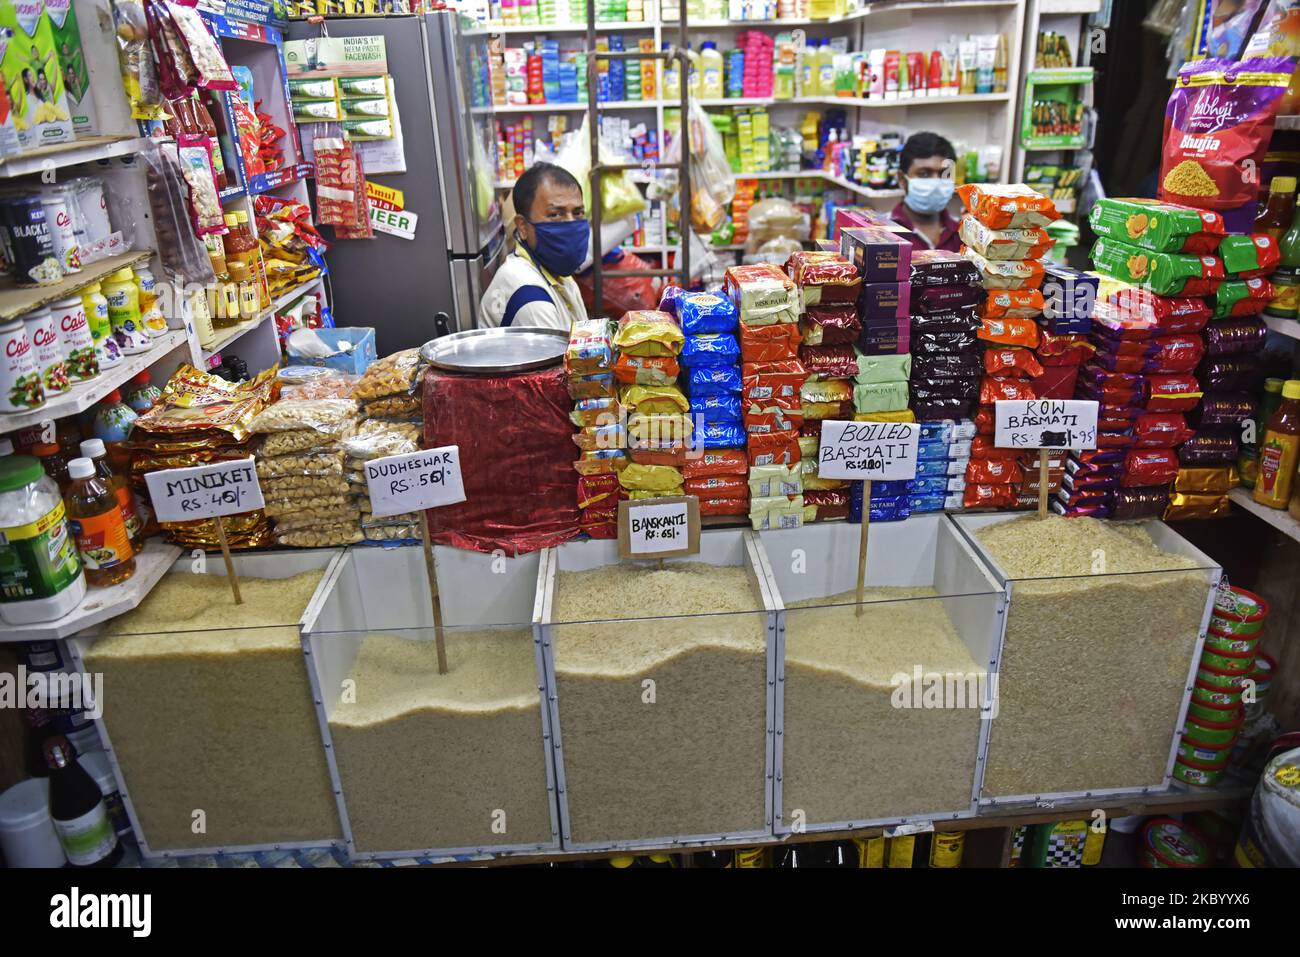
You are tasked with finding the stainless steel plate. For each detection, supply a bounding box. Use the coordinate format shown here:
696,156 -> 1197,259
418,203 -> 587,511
420,327 -> 568,374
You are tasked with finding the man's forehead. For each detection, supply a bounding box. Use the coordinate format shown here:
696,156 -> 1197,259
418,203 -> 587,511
537,181 -> 584,205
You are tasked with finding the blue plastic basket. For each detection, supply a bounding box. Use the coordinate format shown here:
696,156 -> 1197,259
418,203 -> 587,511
286,327 -> 377,375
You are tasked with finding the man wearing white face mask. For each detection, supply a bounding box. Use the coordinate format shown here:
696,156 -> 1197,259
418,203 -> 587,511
890,131 -> 960,253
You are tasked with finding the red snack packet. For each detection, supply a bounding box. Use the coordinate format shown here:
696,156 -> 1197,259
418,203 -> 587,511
740,321 -> 802,363
1146,373 -> 1203,413
1122,448 -> 1180,487
698,496 -> 750,517
1030,365 -> 1079,401
1134,413 -> 1195,448
967,458 -> 1024,484
978,315 -> 1041,347
577,473 -> 621,509
974,405 -> 996,435
964,483 -> 1020,509
984,347 -> 1045,378
685,475 -> 749,500
1160,56 -> 1293,212
744,406 -> 805,433
980,376 -> 1037,403
982,288 -> 1046,321
613,353 -> 680,385
1097,429 -> 1136,448
681,448 -> 749,479
742,360 -> 808,402
1148,334 -> 1205,373
801,305 -> 861,346
1108,287 -> 1212,332
630,446 -> 689,467
971,435 -> 1022,461
799,345 -> 859,379
748,431 -> 802,466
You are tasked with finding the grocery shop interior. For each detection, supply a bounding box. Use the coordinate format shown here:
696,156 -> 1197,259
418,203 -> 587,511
1,0 -> 1299,875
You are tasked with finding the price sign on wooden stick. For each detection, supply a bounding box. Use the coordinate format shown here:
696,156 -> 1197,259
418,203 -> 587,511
817,420 -> 920,615
144,457 -> 265,604
994,399 -> 1100,518
363,446 -> 466,674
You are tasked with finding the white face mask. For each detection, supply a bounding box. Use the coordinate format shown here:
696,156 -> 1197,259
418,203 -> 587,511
905,176 -> 956,215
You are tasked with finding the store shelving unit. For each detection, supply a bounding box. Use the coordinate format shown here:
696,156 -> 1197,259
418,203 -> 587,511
1228,489 -> 1300,545
0,135 -> 151,179
1,542 -> 183,642
487,0 -> 1025,267
200,274 -> 327,369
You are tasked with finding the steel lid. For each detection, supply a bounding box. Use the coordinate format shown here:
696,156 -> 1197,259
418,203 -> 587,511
420,327 -> 568,374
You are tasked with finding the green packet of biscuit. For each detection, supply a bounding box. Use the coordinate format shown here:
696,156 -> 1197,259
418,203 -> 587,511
1090,237 -> 1225,296
1217,233 -> 1281,277
1213,276 -> 1274,318
1089,197 -> 1226,253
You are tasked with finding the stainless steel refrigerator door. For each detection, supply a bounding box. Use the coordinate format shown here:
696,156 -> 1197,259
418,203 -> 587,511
426,10 -> 502,257
287,15 -> 456,352
450,231 -> 508,331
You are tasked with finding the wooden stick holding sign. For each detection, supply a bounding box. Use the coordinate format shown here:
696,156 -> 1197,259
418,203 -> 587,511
816,420 -> 920,616
993,399 -> 1100,518
143,457 -> 265,604
363,445 -> 466,675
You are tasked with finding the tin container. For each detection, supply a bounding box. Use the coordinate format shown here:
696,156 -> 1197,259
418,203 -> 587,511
39,188 -> 81,274
0,317 -> 44,412
49,297 -> 100,383
2,195 -> 61,286
21,307 -> 69,396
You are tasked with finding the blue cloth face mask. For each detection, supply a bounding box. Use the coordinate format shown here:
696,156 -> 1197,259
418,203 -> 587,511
523,218 -> 590,277
905,177 -> 955,215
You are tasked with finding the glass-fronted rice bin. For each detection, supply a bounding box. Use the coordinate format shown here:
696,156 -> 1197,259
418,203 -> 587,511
536,531 -> 778,851
950,514 -> 1222,806
301,545 -> 559,859
760,515 -> 1005,834
67,551 -> 345,856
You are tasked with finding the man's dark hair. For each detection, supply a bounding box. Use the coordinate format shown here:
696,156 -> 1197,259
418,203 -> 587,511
899,131 -> 957,176
513,161 -> 582,222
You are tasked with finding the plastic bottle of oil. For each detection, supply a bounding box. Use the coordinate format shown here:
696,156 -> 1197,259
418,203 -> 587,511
80,438 -> 144,555
65,457 -> 135,588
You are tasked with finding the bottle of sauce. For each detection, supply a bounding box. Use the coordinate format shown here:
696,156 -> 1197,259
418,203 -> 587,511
30,441 -> 72,494
65,456 -> 135,587
240,211 -> 270,308
1254,380 -> 1300,509
205,234 -> 239,329
222,212 -> 266,317
1253,176 -> 1296,240
80,438 -> 144,555
102,268 -> 150,356
124,369 -> 162,413
44,735 -> 123,868
1266,206 -> 1300,319
80,282 -> 120,370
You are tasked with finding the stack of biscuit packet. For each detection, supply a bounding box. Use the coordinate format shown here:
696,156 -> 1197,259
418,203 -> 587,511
348,349 -> 425,543
249,397 -> 362,546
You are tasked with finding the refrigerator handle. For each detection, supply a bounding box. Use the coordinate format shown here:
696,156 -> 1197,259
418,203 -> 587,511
434,311 -> 453,338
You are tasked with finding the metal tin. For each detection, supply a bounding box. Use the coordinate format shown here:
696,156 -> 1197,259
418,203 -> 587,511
49,297 -> 99,383
21,307 -> 69,396
420,327 -> 568,374
39,188 -> 81,274
2,194 -> 61,286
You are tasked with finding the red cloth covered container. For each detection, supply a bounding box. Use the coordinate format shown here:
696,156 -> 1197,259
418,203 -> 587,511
423,366 -> 580,553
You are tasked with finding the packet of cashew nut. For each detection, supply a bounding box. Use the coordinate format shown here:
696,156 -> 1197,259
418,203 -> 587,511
249,398 -> 358,434
275,523 -> 364,547
354,349 -> 420,400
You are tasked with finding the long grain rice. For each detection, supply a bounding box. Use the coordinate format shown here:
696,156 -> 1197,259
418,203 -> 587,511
974,516 -> 1210,797
84,571 -> 342,850
328,630 -> 553,853
552,562 -> 768,843
782,587 -> 983,825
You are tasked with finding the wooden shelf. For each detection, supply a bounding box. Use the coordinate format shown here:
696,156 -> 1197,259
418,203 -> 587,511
0,250 -> 154,323
202,276 -> 324,364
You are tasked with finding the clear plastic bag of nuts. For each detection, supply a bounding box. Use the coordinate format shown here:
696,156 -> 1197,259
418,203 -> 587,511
262,492 -> 354,516
256,451 -> 345,478
260,473 -> 351,496
271,503 -> 362,531
342,419 -> 422,460
249,398 -> 358,434
274,523 -> 364,547
354,349 -> 420,401
260,426 -> 352,457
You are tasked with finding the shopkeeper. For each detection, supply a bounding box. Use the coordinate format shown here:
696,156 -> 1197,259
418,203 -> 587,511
479,162 -> 590,330
891,131 -> 961,253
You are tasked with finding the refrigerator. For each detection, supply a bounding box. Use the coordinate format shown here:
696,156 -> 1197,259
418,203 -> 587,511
290,12 -> 504,351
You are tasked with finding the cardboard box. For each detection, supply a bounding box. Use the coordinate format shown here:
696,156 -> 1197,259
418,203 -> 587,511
1040,261 -> 1097,333
0,0 -> 74,148
839,225 -> 912,283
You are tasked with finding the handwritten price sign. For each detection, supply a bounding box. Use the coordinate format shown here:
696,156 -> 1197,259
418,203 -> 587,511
995,399 -> 1099,450
817,420 -> 920,481
618,496 -> 701,560
144,458 -> 265,524
363,446 -> 466,519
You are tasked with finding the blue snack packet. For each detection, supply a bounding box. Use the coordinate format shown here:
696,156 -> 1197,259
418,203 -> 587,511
686,365 -> 743,394
678,290 -> 738,334
681,332 -> 741,367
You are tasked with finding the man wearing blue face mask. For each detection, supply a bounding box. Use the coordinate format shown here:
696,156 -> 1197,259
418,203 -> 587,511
480,162 -> 591,330
890,131 -> 960,253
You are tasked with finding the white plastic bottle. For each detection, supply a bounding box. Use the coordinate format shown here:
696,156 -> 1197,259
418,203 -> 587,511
700,42 -> 724,98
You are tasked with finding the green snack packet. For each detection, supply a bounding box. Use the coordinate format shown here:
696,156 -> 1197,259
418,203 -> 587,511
1217,234 -> 1281,276
1089,197 -> 1225,253
1213,276 -> 1273,318
1090,238 -> 1225,296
